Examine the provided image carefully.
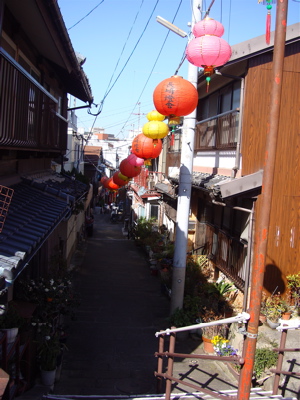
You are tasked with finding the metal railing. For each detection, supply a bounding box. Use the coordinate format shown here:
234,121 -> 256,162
0,49 -> 67,151
155,313 -> 250,400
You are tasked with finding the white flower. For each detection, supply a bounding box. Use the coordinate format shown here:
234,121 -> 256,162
50,279 -> 54,285
45,288 -> 49,292
45,336 -> 51,340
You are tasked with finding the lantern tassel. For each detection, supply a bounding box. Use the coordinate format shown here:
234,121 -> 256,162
266,11 -> 271,45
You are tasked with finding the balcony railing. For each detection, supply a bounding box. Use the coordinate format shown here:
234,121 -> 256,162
195,109 -> 239,150
0,49 -> 67,151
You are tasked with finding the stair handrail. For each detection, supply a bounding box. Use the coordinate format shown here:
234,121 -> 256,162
155,312 -> 250,337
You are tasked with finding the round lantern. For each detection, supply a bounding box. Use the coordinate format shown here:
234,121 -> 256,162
192,17 -> 224,38
106,177 -> 120,191
142,120 -> 169,140
146,110 -> 166,122
131,134 -> 162,159
100,176 -> 108,185
127,153 -> 144,167
113,171 -> 129,187
186,35 -> 231,68
153,76 -> 198,118
119,158 -> 142,178
186,17 -> 231,91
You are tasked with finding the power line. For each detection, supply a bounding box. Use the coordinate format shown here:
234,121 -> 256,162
88,0 -> 161,117
68,1 -> 105,30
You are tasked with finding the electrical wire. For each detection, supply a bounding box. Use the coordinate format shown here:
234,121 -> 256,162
115,0 -> 185,139
101,0 -> 145,104
88,0 -> 161,117
68,1 -> 105,30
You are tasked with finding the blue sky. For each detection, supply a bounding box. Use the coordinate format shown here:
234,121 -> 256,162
57,0 -> 300,138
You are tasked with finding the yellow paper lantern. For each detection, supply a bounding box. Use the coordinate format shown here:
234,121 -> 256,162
142,120 -> 169,139
146,110 -> 166,122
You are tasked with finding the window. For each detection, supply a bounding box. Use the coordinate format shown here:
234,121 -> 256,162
150,204 -> 159,220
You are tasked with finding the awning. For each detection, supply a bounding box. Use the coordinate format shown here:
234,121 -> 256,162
0,181 -> 70,287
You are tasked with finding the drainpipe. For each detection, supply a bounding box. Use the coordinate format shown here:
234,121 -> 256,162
211,199 -> 255,311
215,70 -> 245,178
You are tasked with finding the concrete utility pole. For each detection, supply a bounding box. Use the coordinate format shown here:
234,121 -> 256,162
170,0 -> 202,313
238,1 -> 288,399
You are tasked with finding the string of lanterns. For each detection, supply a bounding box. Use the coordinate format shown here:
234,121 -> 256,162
100,17 -> 231,195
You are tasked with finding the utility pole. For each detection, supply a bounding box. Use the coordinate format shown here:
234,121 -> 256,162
170,0 -> 202,313
238,1 -> 288,399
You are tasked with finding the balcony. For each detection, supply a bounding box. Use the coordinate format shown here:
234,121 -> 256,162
195,109 -> 239,150
0,49 -> 67,152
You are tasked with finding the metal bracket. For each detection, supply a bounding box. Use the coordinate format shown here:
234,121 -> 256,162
245,331 -> 258,339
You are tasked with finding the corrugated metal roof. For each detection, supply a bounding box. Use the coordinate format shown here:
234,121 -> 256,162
0,181 -> 71,287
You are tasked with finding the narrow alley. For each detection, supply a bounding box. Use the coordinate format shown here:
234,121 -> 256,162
50,212 -> 237,397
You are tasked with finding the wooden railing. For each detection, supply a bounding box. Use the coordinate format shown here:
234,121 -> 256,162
195,109 -> 239,150
196,223 -> 247,291
0,49 -> 67,151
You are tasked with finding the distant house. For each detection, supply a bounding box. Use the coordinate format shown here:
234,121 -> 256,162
0,0 -> 93,299
156,23 -> 300,295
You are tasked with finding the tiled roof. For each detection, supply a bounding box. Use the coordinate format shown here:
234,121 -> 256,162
169,172 -> 229,193
0,173 -> 89,291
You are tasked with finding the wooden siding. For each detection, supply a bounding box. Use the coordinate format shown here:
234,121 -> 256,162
241,43 -> 300,293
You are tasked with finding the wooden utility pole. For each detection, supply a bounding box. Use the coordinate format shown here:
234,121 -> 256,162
238,1 -> 288,398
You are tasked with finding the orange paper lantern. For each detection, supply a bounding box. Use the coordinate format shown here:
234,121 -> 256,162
119,158 -> 142,178
153,75 -> 198,117
113,171 -> 129,186
131,134 -> 162,159
106,177 -> 120,191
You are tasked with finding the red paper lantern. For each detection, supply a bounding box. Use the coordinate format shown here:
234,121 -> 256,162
119,158 -> 142,178
153,75 -> 198,118
131,134 -> 162,159
113,171 -> 129,186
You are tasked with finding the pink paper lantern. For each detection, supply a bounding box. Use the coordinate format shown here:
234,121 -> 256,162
186,35 -> 231,68
127,153 -> 144,167
192,17 -> 224,38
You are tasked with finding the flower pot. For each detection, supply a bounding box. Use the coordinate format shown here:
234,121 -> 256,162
202,336 -> 215,354
40,368 -> 56,386
259,314 -> 267,324
282,312 -> 291,320
267,318 -> 280,329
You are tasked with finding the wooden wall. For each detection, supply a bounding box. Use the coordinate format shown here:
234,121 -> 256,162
241,42 -> 300,293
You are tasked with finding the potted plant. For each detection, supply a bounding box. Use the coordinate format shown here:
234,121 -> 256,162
38,335 -> 62,385
0,303 -> 24,343
265,293 -> 285,328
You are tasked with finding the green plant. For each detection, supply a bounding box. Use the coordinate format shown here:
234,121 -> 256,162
213,280 -> 234,296
168,307 -> 193,328
254,347 -> 278,379
0,303 -> 24,329
265,293 -> 286,322
286,272 -> 300,308
38,335 -> 62,371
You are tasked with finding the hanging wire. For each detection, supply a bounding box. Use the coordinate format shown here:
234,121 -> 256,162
115,0 -> 184,138
68,1 -> 105,30
88,0 -> 160,117
100,0 -> 145,107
